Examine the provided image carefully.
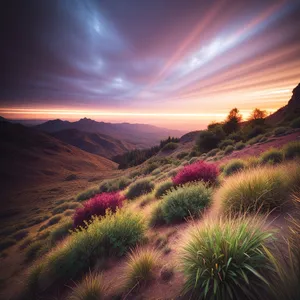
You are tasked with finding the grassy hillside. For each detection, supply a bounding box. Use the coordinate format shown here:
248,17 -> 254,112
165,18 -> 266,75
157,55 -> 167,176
0,130 -> 299,300
0,121 -> 118,211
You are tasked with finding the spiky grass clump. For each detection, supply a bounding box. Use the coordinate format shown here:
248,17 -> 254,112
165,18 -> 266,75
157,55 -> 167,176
67,272 -> 108,300
123,248 -> 160,290
260,148 -> 283,165
49,218 -> 73,245
283,141 -> 300,160
223,159 -> 246,176
158,183 -> 212,223
28,209 -> 146,288
76,187 -> 99,202
218,139 -> 234,149
220,164 -> 300,214
180,216 -> 275,300
149,202 -> 165,227
99,176 -> 132,193
126,179 -> 155,200
267,194 -> 300,300
154,180 -> 173,199
172,161 -> 218,186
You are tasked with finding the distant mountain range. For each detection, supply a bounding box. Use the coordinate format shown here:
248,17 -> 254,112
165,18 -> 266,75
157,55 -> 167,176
50,128 -> 136,159
34,118 -> 184,149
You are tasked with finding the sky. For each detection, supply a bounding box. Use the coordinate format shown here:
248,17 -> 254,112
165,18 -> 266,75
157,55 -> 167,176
0,0 -> 300,130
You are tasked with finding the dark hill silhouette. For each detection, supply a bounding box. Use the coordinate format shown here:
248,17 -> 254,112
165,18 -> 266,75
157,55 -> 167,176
35,118 -> 184,148
51,128 -> 136,159
266,83 -> 300,124
0,120 -> 117,200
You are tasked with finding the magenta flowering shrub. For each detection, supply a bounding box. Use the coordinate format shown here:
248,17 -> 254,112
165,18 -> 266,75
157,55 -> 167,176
172,160 -> 219,186
73,192 -> 124,227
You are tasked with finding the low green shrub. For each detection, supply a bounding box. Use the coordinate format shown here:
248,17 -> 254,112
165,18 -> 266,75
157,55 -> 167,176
49,219 -> 73,245
76,187 -> 99,202
161,142 -> 178,152
247,126 -> 265,139
283,141 -> 300,160
99,176 -> 132,193
177,152 -> 189,159
224,145 -> 234,155
46,214 -> 62,226
180,216 -> 276,299
206,148 -> 219,157
149,203 -> 165,227
67,272 -> 108,300
235,141 -> 246,150
223,159 -> 246,176
227,131 -> 243,141
126,179 -> 155,200
28,209 -> 146,288
159,183 -> 212,223
52,202 -> 81,215
274,126 -> 289,136
247,134 -> 264,145
220,164 -> 300,214
291,116 -> 300,128
123,248 -> 159,289
260,148 -> 283,165
25,240 -> 48,262
154,180 -> 173,199
143,163 -> 159,175
218,139 -> 234,149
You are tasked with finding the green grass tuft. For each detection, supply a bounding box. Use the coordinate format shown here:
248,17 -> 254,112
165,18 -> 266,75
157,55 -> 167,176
67,272 -> 108,300
123,248 -> 160,290
126,178 -> 155,200
154,180 -> 173,199
223,159 -> 246,176
260,148 -> 283,165
283,141 -> 300,160
180,216 -> 276,300
157,183 -> 212,224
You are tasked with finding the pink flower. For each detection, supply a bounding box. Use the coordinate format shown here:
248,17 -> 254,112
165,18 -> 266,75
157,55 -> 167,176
172,161 -> 218,186
73,192 -> 124,227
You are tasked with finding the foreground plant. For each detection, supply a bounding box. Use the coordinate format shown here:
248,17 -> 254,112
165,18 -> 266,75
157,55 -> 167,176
73,192 -> 124,227
172,160 -> 218,186
67,272 -> 108,300
267,194 -> 300,300
180,216 -> 275,300
26,209 -> 146,292
160,183 -> 212,223
220,165 -> 291,214
123,248 -> 160,290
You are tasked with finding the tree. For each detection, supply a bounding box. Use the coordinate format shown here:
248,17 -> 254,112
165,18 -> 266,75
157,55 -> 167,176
196,130 -> 220,153
248,108 -> 267,126
223,108 -> 242,134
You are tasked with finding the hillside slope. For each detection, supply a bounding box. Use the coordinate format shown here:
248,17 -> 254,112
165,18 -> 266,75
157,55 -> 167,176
267,83 -> 300,124
0,121 -> 117,203
35,118 -> 184,148
51,129 -> 136,159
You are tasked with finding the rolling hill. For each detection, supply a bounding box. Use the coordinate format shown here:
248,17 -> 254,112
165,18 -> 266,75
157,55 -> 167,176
35,118 -> 185,148
0,120 -> 117,203
50,129 -> 136,159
